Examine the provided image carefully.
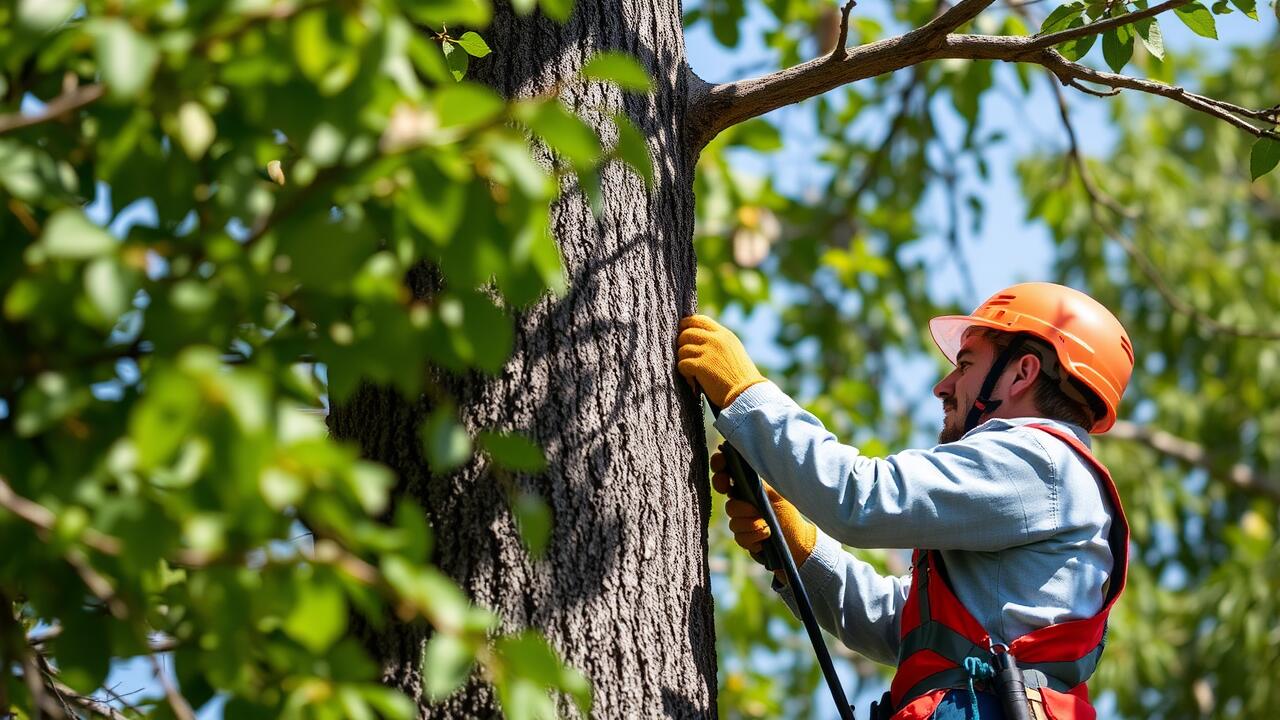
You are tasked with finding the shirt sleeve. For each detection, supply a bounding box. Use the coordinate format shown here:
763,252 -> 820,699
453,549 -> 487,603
714,382 -> 1062,551
774,530 -> 909,666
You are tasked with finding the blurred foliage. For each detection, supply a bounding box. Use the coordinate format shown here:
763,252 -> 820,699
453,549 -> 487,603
687,1 -> 1278,719
0,0 -> 655,716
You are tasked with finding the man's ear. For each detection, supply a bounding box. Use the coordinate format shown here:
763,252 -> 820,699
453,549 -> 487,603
1006,353 -> 1041,399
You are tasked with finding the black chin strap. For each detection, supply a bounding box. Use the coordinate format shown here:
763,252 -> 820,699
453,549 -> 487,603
963,335 -> 1028,434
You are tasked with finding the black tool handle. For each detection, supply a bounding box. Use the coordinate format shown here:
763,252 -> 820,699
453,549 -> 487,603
708,402 -> 855,720
992,650 -> 1033,720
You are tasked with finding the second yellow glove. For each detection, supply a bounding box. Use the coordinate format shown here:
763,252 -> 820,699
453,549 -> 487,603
710,447 -> 816,566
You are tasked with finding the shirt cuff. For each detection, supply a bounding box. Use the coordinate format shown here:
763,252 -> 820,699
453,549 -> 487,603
713,381 -> 790,439
773,529 -> 842,600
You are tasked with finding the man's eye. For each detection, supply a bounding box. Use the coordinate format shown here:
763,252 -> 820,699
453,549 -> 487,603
958,362 -> 971,371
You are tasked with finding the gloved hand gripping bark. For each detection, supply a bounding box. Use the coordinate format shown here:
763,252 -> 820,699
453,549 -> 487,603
676,315 -> 766,409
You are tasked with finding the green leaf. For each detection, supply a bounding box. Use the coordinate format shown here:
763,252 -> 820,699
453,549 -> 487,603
17,0 -> 76,33
1040,1 -> 1085,32
404,0 -> 491,26
539,0 -> 575,22
1134,19 -> 1165,60
456,31 -> 492,57
175,101 -> 216,160
582,52 -> 653,92
435,82 -> 504,128
732,119 -> 782,152
32,208 -> 115,261
1101,26 -> 1135,72
284,574 -> 348,653
357,686 -> 417,720
612,113 -> 654,186
1250,136 -> 1280,180
91,18 -> 160,100
1174,2 -> 1218,38
443,41 -> 469,81
519,102 -> 601,168
511,491 -> 553,557
292,10 -> 333,83
83,257 -> 134,327
1058,28 -> 1097,60
58,608 -> 111,693
1210,0 -> 1233,13
479,432 -> 547,472
423,633 -> 476,700
1228,0 -> 1259,18
422,405 -> 472,474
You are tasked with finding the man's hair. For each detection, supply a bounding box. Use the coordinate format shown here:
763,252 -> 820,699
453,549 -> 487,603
974,328 -> 1106,429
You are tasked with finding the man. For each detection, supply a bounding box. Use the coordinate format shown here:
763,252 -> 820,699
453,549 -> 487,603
677,283 -> 1133,720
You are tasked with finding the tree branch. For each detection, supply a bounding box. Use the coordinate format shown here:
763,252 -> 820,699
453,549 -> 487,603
687,12 -> 1277,151
0,78 -> 104,136
1036,49 -> 1273,137
919,0 -> 1002,40
1109,420 -> 1280,503
151,654 -> 196,720
1024,0 -> 1190,52
830,0 -> 858,60
0,473 -> 382,589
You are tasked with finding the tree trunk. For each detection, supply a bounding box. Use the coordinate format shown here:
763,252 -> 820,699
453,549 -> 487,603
328,1 -> 716,717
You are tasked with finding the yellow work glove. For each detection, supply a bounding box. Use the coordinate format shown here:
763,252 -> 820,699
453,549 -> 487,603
676,315 -> 766,409
710,447 -> 816,567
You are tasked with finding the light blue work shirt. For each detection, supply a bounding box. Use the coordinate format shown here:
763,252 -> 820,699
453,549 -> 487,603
714,382 -> 1116,667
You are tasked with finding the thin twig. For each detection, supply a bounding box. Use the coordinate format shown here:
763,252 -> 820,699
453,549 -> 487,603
1109,421 -> 1280,502
830,0 -> 858,61
0,81 -> 104,136
150,655 -> 196,720
1047,73 -> 1280,341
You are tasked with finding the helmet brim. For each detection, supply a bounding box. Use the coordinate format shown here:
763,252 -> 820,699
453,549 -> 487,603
928,315 -> 1013,365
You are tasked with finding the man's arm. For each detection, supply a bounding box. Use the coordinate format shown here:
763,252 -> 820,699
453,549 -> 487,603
715,382 -> 1061,551
774,531 -> 908,666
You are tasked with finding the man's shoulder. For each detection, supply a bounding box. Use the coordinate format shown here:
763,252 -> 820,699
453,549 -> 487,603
941,418 -> 1092,479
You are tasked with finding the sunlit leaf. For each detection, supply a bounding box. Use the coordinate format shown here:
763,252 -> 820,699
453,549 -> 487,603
582,52 -> 653,92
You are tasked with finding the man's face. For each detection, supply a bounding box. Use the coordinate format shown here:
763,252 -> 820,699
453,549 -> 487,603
932,330 -> 997,443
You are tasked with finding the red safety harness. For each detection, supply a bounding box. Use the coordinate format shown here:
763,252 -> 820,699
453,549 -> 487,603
888,424 -> 1130,720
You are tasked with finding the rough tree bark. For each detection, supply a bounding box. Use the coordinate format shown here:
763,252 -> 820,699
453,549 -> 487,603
328,0 -> 716,716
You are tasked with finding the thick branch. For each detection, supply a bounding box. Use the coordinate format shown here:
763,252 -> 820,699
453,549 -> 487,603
687,3 -> 999,149
919,0 -> 1002,40
1109,421 -> 1280,503
688,14 -> 1275,151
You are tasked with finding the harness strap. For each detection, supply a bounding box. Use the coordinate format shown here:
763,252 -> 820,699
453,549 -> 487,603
962,335 -> 1028,433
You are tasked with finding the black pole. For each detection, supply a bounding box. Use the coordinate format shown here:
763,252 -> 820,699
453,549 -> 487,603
708,401 -> 855,720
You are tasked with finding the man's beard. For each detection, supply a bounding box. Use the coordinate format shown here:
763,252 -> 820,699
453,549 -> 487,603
938,402 -> 964,443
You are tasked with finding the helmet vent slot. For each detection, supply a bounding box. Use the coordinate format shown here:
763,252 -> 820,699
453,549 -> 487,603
996,294 -> 1017,300
1120,337 -> 1134,364
986,300 -> 1011,307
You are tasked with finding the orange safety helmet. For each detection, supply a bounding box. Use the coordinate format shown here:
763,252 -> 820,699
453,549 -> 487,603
929,282 -> 1134,433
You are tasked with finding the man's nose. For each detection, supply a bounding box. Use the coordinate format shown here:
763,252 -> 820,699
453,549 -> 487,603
933,373 -> 954,399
